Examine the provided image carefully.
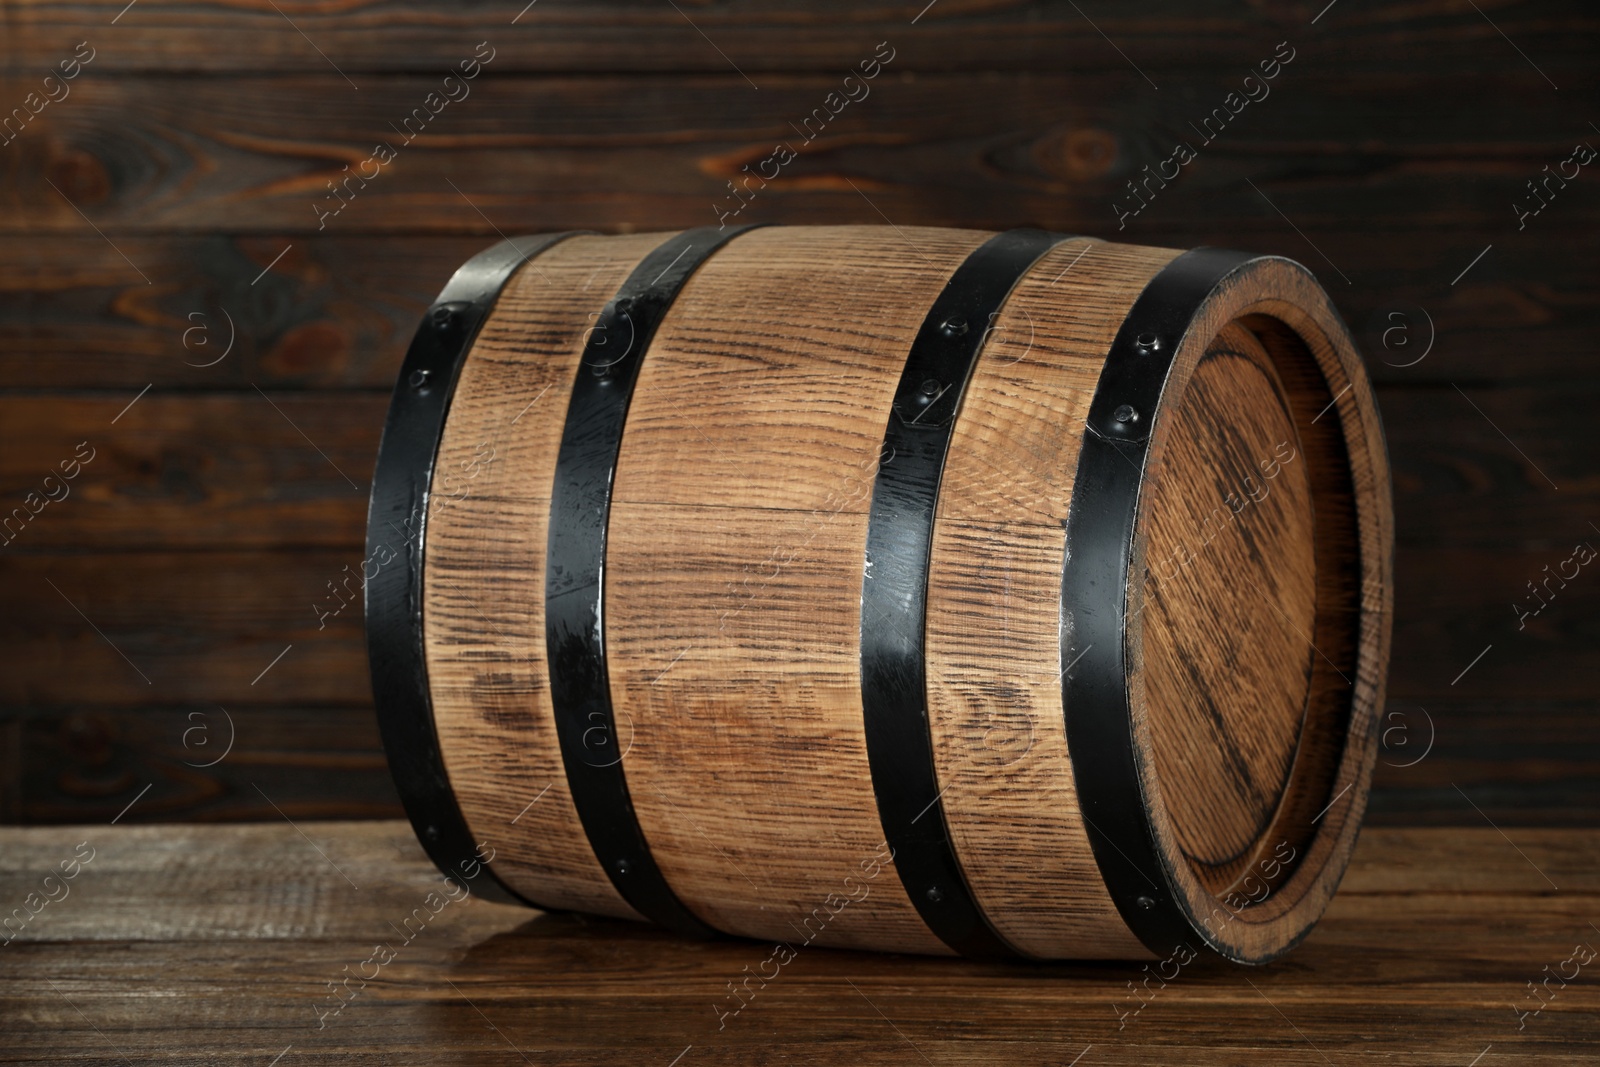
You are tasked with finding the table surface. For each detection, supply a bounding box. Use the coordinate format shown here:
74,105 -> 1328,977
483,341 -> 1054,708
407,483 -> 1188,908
2,821 -> 1596,1065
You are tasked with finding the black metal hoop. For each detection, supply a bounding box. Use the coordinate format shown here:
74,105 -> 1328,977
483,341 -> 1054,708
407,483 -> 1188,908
366,232 -> 584,906
1060,245 -> 1257,957
545,225 -> 763,938
860,228 -> 1075,958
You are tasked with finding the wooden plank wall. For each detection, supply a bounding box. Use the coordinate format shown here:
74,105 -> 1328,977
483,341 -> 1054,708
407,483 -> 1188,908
0,1 -> 1594,825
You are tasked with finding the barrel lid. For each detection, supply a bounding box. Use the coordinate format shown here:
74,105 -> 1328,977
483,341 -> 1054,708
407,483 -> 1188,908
1063,249 -> 1392,963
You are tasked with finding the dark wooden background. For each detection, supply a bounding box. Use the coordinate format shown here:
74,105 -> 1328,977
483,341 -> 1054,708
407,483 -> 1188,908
1,1 -> 1594,827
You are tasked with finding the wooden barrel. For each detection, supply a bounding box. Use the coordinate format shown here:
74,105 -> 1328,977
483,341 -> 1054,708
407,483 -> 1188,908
365,225 -> 1392,963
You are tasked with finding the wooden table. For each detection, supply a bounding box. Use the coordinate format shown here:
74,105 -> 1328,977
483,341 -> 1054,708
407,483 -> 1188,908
3,822 -> 1595,1064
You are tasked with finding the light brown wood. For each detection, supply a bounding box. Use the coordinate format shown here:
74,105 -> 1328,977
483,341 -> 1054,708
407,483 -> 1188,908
609,225 -> 991,951
1127,261 -> 1394,962
924,237 -> 1180,959
417,227 -> 1392,961
1142,320 -> 1316,871
425,232 -> 672,920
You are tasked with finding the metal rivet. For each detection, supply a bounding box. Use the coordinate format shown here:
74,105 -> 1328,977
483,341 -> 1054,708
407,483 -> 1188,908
1113,404 -> 1140,424
1134,332 -> 1160,353
614,858 -> 632,876
939,316 -> 968,338
423,824 -> 440,841
925,885 -> 944,903
430,306 -> 455,330
409,369 -> 431,389
919,378 -> 942,397
1136,894 -> 1155,911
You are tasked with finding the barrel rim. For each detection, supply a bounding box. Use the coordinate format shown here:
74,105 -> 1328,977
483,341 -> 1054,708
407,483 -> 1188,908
1129,273 -> 1391,963
1061,248 -> 1391,963
364,232 -> 582,907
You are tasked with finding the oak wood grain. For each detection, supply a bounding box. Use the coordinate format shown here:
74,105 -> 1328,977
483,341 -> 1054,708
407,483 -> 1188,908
416,228 -> 1391,962
423,232 -> 670,921
607,225 -> 990,952
1141,321 -> 1316,870
1119,259 -> 1392,963
4,539 -> 1584,713
922,237 -> 1178,959
0,821 -> 1594,1063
